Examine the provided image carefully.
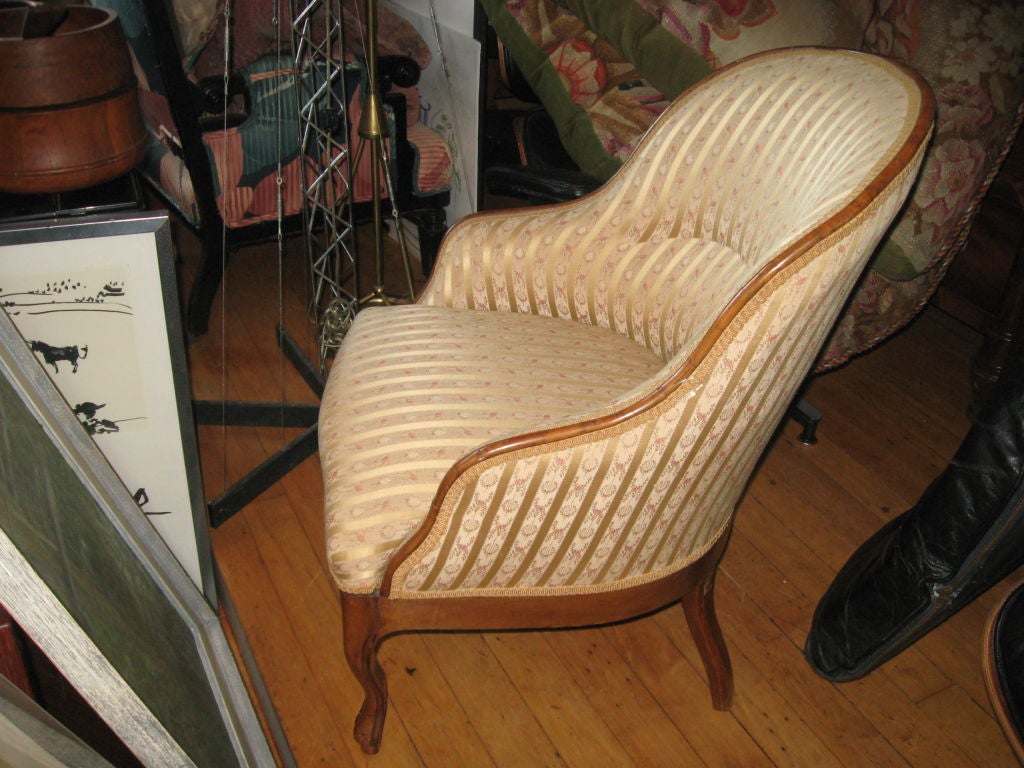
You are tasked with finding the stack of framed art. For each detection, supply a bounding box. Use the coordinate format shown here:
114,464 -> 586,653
0,212 -> 276,766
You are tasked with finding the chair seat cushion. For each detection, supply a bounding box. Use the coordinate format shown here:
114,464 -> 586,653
319,304 -> 666,594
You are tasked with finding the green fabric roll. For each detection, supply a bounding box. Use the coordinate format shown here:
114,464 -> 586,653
479,0 -> 710,180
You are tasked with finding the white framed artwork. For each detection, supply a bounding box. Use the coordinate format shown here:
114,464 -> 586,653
0,212 -> 213,601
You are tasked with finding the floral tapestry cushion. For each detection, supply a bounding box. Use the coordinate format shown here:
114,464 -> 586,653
479,0 -> 861,180
479,0 -> 711,180
634,0 -> 862,67
816,0 -> 1024,368
851,0 -> 1024,281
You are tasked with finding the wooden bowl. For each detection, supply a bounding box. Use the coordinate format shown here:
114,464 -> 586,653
0,4 -> 147,194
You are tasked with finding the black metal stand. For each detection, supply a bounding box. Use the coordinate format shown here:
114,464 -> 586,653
788,397 -> 822,446
194,326 -> 323,527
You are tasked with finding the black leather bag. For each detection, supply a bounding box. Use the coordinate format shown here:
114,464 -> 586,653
987,580 -> 1024,760
805,344 -> 1024,682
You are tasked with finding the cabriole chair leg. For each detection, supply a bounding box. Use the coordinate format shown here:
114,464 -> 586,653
681,574 -> 734,710
340,593 -> 389,755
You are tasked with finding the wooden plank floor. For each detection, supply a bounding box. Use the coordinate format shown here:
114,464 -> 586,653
175,219 -> 1021,767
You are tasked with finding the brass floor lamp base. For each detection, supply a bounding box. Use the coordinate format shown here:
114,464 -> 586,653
350,121 -> 417,308
360,287 -> 410,307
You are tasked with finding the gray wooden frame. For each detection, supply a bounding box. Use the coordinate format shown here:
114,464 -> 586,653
0,676 -> 116,768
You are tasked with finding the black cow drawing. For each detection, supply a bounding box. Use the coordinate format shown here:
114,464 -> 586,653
29,340 -> 88,373
83,418 -> 119,435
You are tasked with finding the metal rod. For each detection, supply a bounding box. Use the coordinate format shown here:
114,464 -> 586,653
355,0 -> 414,307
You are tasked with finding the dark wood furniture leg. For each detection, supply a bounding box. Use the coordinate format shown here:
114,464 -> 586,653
341,593 -> 389,755
681,571 -> 734,710
338,534 -> 733,754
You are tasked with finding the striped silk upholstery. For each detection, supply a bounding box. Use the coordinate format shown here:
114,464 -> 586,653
320,48 -> 932,599
321,238 -> 744,593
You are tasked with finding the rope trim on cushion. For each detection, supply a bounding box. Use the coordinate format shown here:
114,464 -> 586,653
391,518 -> 732,600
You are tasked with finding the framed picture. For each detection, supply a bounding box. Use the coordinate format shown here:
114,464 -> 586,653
0,305 -> 276,766
0,213 -> 213,600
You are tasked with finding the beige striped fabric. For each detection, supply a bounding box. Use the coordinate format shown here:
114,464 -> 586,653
319,48 -> 931,597
320,304 -> 669,593
320,239 -> 746,594
393,185 -> 919,598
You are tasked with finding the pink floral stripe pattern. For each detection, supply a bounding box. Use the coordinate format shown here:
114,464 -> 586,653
319,49 -> 931,599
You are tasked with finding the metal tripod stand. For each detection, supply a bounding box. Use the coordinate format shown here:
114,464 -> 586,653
201,0 -> 417,527
351,0 -> 415,309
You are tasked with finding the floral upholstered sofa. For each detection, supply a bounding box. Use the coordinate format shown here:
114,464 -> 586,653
479,0 -> 1024,370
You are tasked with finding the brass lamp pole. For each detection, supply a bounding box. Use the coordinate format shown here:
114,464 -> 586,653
352,0 -> 415,306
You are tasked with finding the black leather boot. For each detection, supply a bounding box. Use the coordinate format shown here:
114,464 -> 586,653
805,343 -> 1024,682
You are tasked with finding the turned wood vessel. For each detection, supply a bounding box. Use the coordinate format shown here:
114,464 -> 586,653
0,3 -> 146,194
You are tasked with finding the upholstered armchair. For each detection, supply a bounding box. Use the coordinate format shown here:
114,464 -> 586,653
96,0 -> 452,336
318,48 -> 933,753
